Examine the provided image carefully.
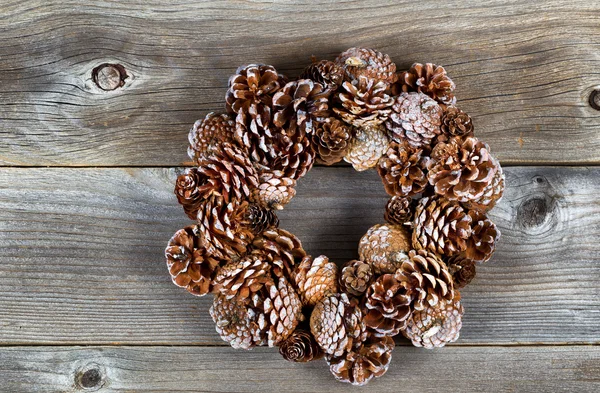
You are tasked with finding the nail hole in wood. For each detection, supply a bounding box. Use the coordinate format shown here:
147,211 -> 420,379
589,89 -> 600,111
92,63 -> 128,91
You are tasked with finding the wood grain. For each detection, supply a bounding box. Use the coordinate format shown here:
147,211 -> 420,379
0,166 -> 598,345
0,345 -> 598,392
1,0 -> 600,166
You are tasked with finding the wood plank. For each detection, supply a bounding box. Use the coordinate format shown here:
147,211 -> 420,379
0,345 -> 598,392
1,0 -> 600,166
0,166 -> 598,345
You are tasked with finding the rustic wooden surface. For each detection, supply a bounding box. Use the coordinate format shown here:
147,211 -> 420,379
1,0 -> 599,392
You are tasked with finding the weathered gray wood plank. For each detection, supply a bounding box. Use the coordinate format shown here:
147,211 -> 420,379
0,345 -> 598,392
0,166 -> 598,344
1,0 -> 600,166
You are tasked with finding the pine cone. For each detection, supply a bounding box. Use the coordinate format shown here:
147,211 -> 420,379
214,253 -> 272,300
293,255 -> 339,307
310,293 -> 366,357
272,79 -> 330,135
333,76 -> 394,127
358,224 -> 411,274
412,196 -> 472,256
174,167 -> 204,220
165,226 -> 220,296
250,171 -> 297,210
343,125 -> 389,171
210,293 -> 267,349
299,60 -> 344,93
279,329 -> 324,362
394,63 -> 456,105
188,112 -> 236,164
396,249 -> 454,311
327,336 -> 394,386
378,141 -> 429,197
242,203 -> 279,235
384,196 -> 413,225
364,274 -> 413,337
339,260 -> 373,297
253,228 -> 306,279
263,277 -> 305,346
385,92 -> 442,148
462,164 -> 505,213
441,106 -> 473,137
428,136 -> 501,205
311,118 -> 353,165
464,210 -> 500,263
266,131 -> 316,181
403,294 -> 463,348
447,255 -> 476,289
335,47 -> 397,85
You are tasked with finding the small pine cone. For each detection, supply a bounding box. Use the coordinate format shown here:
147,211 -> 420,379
412,196 -> 472,257
293,255 -> 339,307
385,92 -> 443,149
214,253 -> 272,300
210,293 -> 267,349
242,203 -> 279,235
299,60 -> 344,93
358,224 -> 411,274
428,136 -> 501,205
335,47 -> 397,85
340,260 -> 373,297
310,293 -> 366,357
188,112 -> 236,164
250,172 -> 297,210
403,294 -> 464,348
394,63 -> 456,105
396,249 -> 454,311
333,76 -> 394,128
378,141 -> 429,197
447,255 -> 477,289
441,106 -> 473,137
279,329 -> 324,362
165,226 -> 220,296
263,277 -> 305,346
344,125 -> 389,171
311,118 -> 353,165
253,228 -> 306,279
465,210 -> 500,263
327,336 -> 395,386
384,196 -> 413,225
272,79 -> 330,135
364,274 -> 413,337
174,168 -> 204,220
462,164 -> 505,213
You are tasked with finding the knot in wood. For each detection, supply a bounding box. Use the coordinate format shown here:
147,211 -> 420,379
589,89 -> 600,111
92,63 -> 127,91
517,197 -> 549,228
75,364 -> 104,390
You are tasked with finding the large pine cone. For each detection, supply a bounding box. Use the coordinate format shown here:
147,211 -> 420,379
242,203 -> 279,235
339,260 -> 373,297
279,329 -> 324,362
447,255 -> 477,289
213,253 -> 271,300
299,60 -> 344,93
462,164 -> 505,213
385,92 -> 442,149
358,224 -> 411,274
174,168 -> 204,220
293,255 -> 339,307
428,136 -> 502,205
403,294 -> 463,348
311,118 -> 353,165
363,274 -> 413,337
343,125 -> 389,171
441,106 -> 473,137
412,196 -> 472,257
250,171 -> 297,210
272,79 -> 330,135
384,196 -> 414,225
210,293 -> 267,350
188,112 -> 236,164
263,277 -> 305,346
327,336 -> 394,386
335,47 -> 397,85
310,293 -> 366,357
333,76 -> 394,127
253,228 -> 306,279
165,226 -> 220,296
464,210 -> 500,263
394,63 -> 456,105
396,250 -> 454,311
378,141 -> 429,197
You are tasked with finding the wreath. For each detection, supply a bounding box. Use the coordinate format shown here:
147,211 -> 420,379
165,47 -> 504,386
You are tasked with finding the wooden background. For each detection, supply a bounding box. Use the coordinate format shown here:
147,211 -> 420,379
1,0 -> 599,391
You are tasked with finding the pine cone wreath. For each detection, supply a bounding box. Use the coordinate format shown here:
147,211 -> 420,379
279,329 -> 324,362
327,336 -> 395,386
394,62 -> 456,105
384,196 -> 414,225
242,203 -> 279,235
378,141 -> 429,197
293,255 -> 339,307
311,118 -> 353,165
165,226 -> 220,296
358,223 -> 411,274
363,274 -> 413,337
335,47 -> 397,85
403,293 -> 464,348
447,255 -> 477,289
334,76 -> 394,128
385,92 -> 443,149
299,60 -> 344,93
441,106 -> 474,137
344,125 -> 389,171
188,112 -> 236,164
253,227 -> 306,279
339,260 -> 373,297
